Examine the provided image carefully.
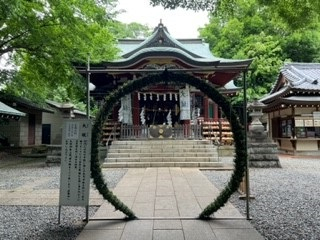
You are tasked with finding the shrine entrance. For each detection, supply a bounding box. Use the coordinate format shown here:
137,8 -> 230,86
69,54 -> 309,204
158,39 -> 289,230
140,90 -> 179,139
90,71 -> 247,219
140,92 -> 180,126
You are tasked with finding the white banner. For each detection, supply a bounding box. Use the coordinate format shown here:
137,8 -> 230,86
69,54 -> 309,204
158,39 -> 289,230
59,119 -> 91,206
179,85 -> 191,120
121,94 -> 132,124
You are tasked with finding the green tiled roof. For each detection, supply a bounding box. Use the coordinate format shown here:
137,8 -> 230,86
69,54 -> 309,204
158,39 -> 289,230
0,101 -> 26,117
0,94 -> 54,113
109,47 -> 220,67
114,23 -> 251,68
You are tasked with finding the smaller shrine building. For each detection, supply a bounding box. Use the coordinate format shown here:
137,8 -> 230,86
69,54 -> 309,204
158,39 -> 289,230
261,62 -> 320,155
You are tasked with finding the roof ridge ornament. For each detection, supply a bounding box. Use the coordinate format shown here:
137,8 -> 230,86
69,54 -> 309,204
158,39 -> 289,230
154,19 -> 165,32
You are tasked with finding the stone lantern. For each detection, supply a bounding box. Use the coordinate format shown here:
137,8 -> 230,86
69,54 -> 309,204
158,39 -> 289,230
247,99 -> 281,167
248,99 -> 266,140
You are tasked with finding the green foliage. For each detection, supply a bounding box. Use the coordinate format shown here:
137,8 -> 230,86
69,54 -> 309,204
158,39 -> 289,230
0,0 -> 118,60
199,0 -> 320,104
0,1 -> 152,110
0,0 -> 120,105
281,30 -> 320,62
150,0 -> 320,30
149,0 -> 217,11
258,0 -> 320,29
109,21 -> 152,39
210,18 -> 244,58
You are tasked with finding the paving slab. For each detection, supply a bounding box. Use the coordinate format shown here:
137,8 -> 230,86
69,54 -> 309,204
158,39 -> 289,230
153,229 -> 184,240
77,167 -> 264,240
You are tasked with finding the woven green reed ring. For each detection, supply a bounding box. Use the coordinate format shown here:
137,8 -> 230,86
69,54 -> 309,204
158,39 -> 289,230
90,71 -> 247,219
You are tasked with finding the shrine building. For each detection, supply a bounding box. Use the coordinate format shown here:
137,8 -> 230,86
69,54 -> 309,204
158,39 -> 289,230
77,22 -> 252,144
260,62 -> 320,155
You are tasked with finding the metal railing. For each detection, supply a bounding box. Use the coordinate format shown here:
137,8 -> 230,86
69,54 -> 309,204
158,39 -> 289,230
120,124 -> 203,140
120,124 -> 149,140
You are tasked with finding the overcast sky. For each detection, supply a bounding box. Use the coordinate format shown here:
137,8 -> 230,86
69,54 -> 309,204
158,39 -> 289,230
115,0 -> 209,38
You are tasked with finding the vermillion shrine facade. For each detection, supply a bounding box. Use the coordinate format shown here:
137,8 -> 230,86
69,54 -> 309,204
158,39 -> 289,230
77,22 -> 252,144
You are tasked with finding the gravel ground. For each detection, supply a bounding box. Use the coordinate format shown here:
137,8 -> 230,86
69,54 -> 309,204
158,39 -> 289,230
203,156 -> 320,240
1,153 -> 320,240
0,153 -> 127,240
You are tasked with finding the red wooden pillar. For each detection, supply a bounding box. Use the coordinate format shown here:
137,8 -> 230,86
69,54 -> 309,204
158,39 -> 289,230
214,102 -> 219,121
112,105 -> 119,122
132,92 -> 139,125
183,119 -> 191,138
203,97 -> 209,120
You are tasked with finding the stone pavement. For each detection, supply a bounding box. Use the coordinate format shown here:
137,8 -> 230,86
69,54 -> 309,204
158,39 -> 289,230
77,168 -> 264,240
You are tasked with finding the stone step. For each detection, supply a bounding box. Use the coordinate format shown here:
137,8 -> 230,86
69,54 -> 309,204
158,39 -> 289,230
102,161 -> 224,168
105,140 -> 219,167
111,140 -> 212,146
106,156 -> 218,162
108,148 -> 217,153
107,152 -> 218,158
109,144 -> 215,149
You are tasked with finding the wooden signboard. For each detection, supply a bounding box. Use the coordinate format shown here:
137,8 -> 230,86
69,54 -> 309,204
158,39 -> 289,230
295,119 -> 304,127
314,119 -> 320,127
304,119 -> 314,127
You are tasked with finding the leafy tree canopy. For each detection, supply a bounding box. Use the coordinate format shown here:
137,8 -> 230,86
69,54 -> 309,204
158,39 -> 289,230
1,0 -> 119,103
150,0 -> 320,29
110,21 -> 152,39
149,0 -> 217,11
1,0 -> 151,109
258,0 -> 320,29
0,0 -> 119,63
199,0 -> 320,103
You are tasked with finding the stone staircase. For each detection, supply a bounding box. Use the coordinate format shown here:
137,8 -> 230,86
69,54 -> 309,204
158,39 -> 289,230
102,139 -> 223,168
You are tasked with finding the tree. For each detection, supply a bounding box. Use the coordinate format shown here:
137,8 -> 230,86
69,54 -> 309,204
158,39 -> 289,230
0,0 -> 119,104
110,21 -> 152,39
149,0 -> 219,11
282,30 -> 320,62
0,0 -> 120,63
0,0 -> 151,107
199,0 -> 284,102
257,0 -> 320,29
150,0 -> 320,29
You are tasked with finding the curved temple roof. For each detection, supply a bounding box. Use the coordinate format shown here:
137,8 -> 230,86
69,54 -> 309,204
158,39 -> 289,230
77,22 -> 252,98
106,22 -> 252,72
260,62 -> 320,110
